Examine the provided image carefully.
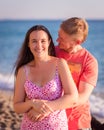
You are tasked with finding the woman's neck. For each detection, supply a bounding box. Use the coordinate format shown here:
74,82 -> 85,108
34,55 -> 51,66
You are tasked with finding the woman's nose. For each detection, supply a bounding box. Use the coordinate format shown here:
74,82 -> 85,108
36,42 -> 42,48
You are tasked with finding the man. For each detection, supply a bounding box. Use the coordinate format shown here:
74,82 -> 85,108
55,17 -> 98,130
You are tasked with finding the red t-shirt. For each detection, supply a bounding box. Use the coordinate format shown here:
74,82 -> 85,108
55,46 -> 98,130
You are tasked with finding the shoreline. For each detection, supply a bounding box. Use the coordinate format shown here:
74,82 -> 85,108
0,88 -> 104,129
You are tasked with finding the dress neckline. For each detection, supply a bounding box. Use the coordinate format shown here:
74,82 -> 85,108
24,65 -> 58,88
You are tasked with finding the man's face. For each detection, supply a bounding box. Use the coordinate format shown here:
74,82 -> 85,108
56,28 -> 76,52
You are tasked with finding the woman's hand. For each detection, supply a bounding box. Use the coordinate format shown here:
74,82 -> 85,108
27,108 -> 50,122
32,99 -> 53,115
27,108 -> 43,122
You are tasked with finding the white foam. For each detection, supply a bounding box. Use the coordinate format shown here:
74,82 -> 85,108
90,94 -> 104,117
0,73 -> 14,90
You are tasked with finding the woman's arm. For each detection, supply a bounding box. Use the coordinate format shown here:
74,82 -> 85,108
13,67 -> 33,114
45,58 -> 78,111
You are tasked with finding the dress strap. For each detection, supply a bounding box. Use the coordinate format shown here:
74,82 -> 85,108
24,65 -> 29,79
55,59 -> 60,78
55,65 -> 58,75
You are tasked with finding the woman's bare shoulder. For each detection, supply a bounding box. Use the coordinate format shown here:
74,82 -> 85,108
57,58 -> 67,66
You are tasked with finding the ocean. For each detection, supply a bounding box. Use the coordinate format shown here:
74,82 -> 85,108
0,19 -> 104,118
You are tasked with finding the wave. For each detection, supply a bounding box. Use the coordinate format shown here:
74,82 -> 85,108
90,93 -> 104,118
0,73 -> 14,90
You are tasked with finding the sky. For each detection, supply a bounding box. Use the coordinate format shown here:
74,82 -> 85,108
0,0 -> 104,20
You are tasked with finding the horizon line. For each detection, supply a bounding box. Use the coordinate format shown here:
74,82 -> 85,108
0,18 -> 104,21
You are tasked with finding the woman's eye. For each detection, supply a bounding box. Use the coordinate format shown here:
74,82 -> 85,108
41,40 -> 46,43
32,40 -> 37,44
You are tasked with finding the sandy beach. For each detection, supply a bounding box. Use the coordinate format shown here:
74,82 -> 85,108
0,89 -> 22,130
0,89 -> 104,130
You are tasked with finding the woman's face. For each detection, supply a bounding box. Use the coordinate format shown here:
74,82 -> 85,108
28,30 -> 50,58
57,28 -> 76,52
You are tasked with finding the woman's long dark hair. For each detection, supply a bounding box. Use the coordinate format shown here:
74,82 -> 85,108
14,25 -> 56,76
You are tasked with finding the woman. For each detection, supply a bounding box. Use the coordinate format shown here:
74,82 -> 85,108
13,25 -> 78,130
